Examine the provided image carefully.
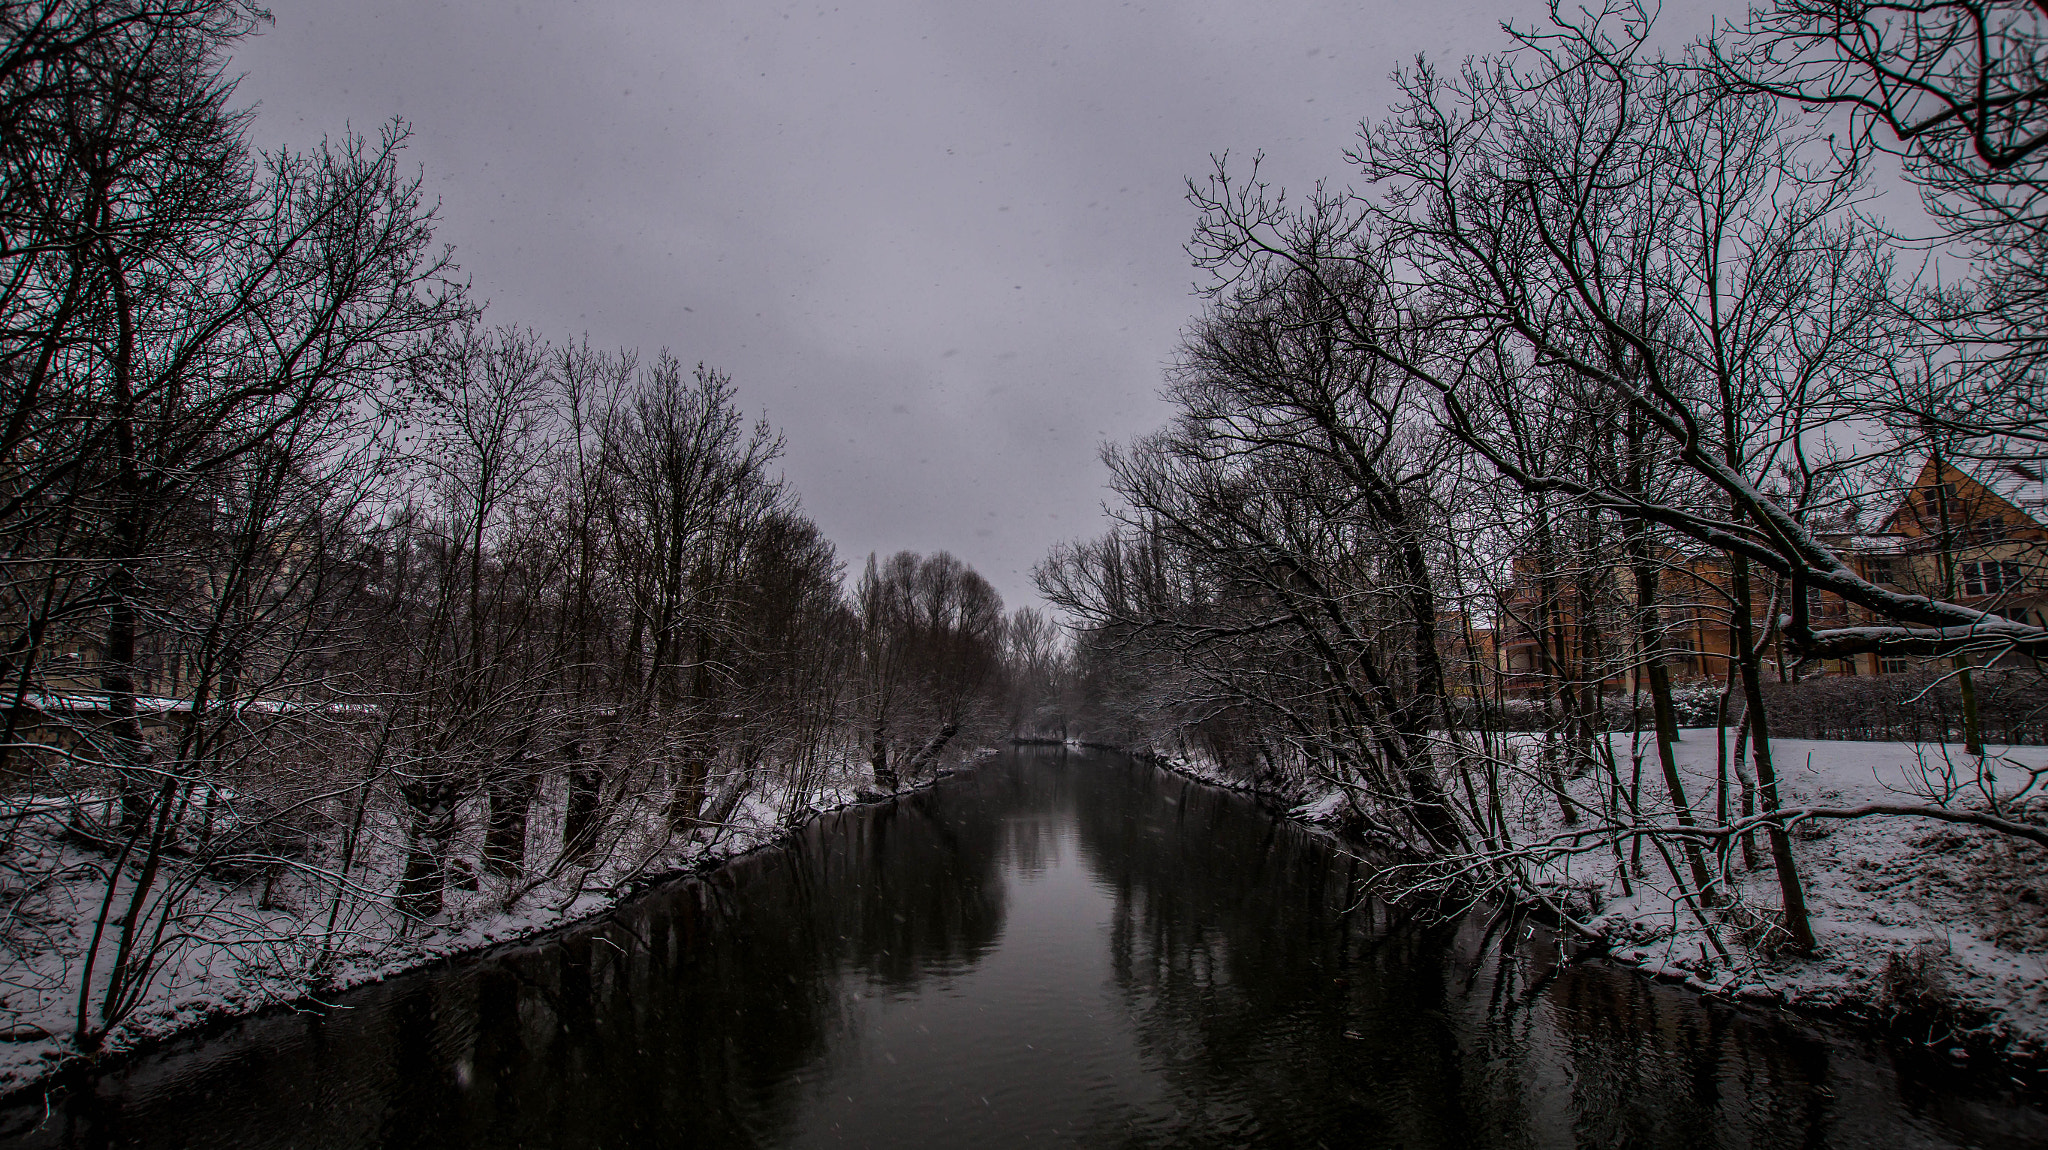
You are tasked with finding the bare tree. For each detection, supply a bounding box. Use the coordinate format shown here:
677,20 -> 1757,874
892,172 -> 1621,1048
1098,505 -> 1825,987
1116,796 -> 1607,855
860,551 -> 1004,789
1717,0 -> 2048,437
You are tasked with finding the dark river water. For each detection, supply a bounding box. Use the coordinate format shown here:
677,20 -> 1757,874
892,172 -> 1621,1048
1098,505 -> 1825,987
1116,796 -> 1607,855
2,748 -> 2043,1149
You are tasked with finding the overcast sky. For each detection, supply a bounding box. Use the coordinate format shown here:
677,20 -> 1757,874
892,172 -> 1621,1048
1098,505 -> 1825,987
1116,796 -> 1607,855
229,0 -> 1733,611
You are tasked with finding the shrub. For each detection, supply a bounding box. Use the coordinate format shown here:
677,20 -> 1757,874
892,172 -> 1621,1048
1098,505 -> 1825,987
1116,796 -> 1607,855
1876,940 -> 1961,1042
1761,670 -> 2048,745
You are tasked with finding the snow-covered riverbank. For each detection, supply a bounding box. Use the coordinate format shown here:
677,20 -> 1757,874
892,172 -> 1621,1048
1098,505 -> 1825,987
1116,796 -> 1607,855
1141,731 -> 2048,1076
0,760 -> 971,1098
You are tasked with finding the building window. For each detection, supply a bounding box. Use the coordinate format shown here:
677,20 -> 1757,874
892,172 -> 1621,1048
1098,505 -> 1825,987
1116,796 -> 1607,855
1863,556 -> 1895,585
1880,655 -> 1913,674
1921,482 -> 1959,518
1961,560 -> 2024,596
1973,517 -> 2009,544
1804,586 -> 1844,618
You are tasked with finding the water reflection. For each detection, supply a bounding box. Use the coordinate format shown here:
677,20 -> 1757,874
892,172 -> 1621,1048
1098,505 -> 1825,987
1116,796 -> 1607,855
0,750 -> 2039,1148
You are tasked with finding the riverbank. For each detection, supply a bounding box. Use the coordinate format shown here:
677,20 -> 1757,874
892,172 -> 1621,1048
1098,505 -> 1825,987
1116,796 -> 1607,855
1130,733 -> 2048,1087
16,746 -> 2032,1149
0,760 -> 972,1102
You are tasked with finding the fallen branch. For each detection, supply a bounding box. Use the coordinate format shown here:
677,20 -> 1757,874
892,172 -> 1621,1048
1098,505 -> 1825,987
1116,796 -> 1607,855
1782,803 -> 2048,849
1603,804 -> 2048,851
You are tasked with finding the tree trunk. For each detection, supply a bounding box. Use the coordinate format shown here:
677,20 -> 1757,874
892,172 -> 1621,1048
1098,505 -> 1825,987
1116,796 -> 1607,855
1627,523 -> 1716,901
870,722 -> 896,791
668,752 -> 710,830
101,557 -> 155,834
1957,657 -> 1984,755
906,723 -> 960,777
1649,661 -> 1715,900
1729,689 -> 1760,870
1729,556 -> 1816,951
1529,498 -> 1579,827
701,747 -> 759,829
396,780 -> 458,923
483,759 -> 538,877
561,732 -> 603,864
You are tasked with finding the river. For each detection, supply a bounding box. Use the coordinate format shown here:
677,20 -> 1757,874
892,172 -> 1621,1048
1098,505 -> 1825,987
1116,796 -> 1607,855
1,748 -> 2042,1148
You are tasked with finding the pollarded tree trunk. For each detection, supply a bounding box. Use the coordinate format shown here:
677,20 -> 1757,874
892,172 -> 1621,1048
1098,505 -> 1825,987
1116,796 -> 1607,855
561,731 -> 603,864
483,758 -> 540,877
396,776 -> 462,923
871,722 -> 896,791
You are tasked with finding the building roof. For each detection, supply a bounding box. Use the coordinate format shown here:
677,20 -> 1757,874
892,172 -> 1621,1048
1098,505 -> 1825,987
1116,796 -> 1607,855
1874,449 -> 2048,534
1959,456 -> 2048,518
1831,533 -> 1909,554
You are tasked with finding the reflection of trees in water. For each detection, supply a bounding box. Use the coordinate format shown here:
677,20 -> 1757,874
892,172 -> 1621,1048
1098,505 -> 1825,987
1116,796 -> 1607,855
751,781 -> 1011,988
1066,756 -> 2020,1150
1440,906 -> 2018,1149
1530,958 -> 2031,1149
952,749 -> 1070,881
998,801 -> 1063,881
2,777 -> 1017,1150
1067,757 -> 1473,1146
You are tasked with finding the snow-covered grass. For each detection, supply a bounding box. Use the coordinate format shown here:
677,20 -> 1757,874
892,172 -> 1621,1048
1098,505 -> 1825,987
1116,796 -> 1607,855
0,752 -> 965,1096
1145,731 -> 2048,1068
1595,734 -> 2046,1035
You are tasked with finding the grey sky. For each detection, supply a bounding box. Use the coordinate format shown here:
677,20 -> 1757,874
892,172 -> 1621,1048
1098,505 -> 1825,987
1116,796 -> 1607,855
230,0 -> 1731,610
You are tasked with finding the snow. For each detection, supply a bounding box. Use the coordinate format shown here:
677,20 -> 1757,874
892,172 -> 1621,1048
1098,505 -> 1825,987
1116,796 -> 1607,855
0,754 -> 961,1096
1146,732 -> 2048,1063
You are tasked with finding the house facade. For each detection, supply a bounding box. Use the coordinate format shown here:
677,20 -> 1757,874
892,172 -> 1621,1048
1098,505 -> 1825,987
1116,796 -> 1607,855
1490,455 -> 2048,695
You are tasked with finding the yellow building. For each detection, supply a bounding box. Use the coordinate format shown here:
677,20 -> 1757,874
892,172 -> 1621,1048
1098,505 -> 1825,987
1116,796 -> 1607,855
1492,454 -> 2047,693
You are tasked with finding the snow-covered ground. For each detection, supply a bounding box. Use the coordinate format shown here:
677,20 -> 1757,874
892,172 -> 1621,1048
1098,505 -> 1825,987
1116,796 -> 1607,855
0,755 -> 970,1096
1149,731 -> 2048,1067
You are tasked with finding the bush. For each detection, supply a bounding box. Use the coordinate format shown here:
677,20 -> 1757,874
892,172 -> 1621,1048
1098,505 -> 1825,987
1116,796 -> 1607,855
1450,682 -> 1725,735
1455,669 -> 2048,744
1761,670 -> 2048,745
1876,941 -> 1961,1041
